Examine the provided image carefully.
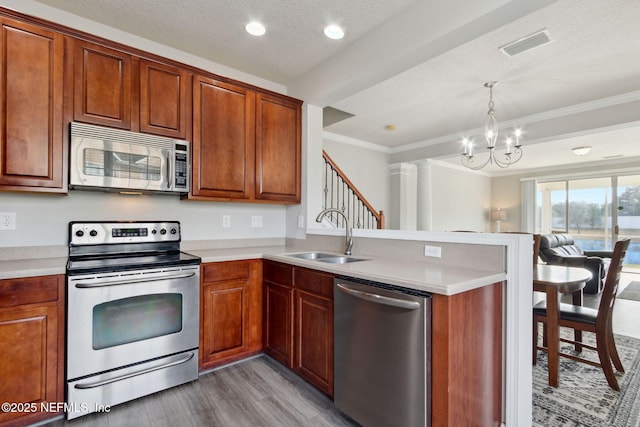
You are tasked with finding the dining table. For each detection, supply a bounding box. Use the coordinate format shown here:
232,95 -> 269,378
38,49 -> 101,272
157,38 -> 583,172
533,264 -> 593,387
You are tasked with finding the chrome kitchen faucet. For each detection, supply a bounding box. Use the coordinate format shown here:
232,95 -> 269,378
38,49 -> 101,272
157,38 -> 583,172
315,208 -> 353,255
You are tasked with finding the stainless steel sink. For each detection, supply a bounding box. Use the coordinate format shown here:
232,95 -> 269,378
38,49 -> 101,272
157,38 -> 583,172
316,256 -> 368,264
286,252 -> 369,264
287,252 -> 338,260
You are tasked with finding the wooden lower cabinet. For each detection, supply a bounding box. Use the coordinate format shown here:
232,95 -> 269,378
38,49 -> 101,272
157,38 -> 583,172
293,268 -> 334,397
263,261 -> 294,367
200,260 -> 262,370
0,275 -> 64,427
263,261 -> 334,397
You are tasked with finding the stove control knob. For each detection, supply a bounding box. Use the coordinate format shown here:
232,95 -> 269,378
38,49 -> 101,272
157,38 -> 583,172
170,228 -> 177,235
89,229 -> 98,237
75,230 -> 84,237
160,228 -> 167,235
151,229 -> 157,234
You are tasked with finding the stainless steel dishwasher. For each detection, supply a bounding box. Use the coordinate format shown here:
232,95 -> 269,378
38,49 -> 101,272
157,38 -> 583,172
334,277 -> 431,427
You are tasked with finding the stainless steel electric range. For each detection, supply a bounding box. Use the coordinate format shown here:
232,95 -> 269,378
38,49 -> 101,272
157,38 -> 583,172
65,221 -> 201,419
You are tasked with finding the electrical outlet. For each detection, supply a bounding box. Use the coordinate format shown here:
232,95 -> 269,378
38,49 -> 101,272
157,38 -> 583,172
251,216 -> 263,228
297,215 -> 304,229
0,212 -> 16,230
222,215 -> 231,228
424,245 -> 441,258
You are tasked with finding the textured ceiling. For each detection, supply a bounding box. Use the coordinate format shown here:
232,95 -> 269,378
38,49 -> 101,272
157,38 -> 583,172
26,0 -> 640,174
32,0 -> 415,84
326,0 -> 640,146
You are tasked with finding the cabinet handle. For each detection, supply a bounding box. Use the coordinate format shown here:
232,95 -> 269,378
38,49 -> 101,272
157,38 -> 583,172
336,283 -> 421,310
74,352 -> 195,389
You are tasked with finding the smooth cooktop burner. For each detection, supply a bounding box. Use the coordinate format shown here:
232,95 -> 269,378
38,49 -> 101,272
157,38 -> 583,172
67,251 -> 201,276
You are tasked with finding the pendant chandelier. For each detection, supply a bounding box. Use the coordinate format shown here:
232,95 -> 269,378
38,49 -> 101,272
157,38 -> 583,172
461,81 -> 523,170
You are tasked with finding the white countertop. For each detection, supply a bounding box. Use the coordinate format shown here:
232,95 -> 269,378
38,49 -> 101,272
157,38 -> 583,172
0,257 -> 68,280
0,245 -> 505,296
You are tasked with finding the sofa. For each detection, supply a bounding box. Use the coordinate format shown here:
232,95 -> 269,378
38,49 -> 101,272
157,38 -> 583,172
538,233 -> 613,294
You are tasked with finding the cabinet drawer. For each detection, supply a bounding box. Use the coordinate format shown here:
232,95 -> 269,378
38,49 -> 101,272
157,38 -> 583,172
295,268 -> 334,299
202,261 -> 251,283
263,261 -> 293,287
0,275 -> 61,308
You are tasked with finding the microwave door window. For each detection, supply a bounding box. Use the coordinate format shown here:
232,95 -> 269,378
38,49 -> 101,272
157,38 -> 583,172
129,153 -> 162,181
83,148 -> 163,184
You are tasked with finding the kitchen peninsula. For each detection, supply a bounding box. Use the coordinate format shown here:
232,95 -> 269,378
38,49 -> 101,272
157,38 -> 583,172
0,230 -> 530,427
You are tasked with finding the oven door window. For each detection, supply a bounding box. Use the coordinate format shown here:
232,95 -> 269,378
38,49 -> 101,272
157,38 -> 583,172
83,148 -> 162,181
92,293 -> 183,350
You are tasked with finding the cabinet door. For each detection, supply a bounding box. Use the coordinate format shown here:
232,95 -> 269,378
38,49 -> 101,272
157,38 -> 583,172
192,75 -> 255,199
0,18 -> 65,192
0,305 -> 60,424
264,281 -> 293,367
73,40 -> 132,129
200,260 -> 262,369
202,280 -> 248,363
255,93 -> 301,203
139,59 -> 191,139
294,290 -> 333,396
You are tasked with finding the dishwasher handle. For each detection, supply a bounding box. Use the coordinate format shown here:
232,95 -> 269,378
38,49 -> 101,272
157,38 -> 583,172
336,283 -> 421,310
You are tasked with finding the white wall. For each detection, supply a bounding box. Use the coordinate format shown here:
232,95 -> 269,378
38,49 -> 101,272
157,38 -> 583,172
428,162 -> 491,232
491,175 -> 522,232
0,191 -> 286,247
322,137 -> 390,223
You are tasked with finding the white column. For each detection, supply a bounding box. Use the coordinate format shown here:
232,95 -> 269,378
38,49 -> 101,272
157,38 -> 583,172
388,162 -> 417,230
414,159 -> 433,231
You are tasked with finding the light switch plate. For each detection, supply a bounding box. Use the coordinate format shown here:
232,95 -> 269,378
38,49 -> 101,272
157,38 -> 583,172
297,215 -> 304,229
222,215 -> 231,228
251,216 -> 263,228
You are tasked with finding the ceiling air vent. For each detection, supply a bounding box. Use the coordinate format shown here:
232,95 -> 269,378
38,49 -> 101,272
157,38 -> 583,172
499,29 -> 552,57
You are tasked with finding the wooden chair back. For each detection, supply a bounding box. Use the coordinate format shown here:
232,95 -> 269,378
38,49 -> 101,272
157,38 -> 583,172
597,239 -> 631,325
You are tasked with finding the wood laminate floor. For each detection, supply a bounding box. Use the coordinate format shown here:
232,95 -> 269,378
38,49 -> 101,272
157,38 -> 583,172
41,356 -> 357,427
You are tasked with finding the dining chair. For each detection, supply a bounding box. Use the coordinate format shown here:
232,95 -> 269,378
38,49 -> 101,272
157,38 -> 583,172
532,238 -> 630,391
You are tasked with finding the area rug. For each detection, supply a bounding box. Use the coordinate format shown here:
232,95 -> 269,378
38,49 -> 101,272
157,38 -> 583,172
533,329 -> 640,426
618,281 -> 640,302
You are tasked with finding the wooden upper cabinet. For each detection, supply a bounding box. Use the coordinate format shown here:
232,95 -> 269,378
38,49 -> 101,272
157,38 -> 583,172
192,75 -> 255,199
0,18 -> 65,192
73,41 -> 191,138
139,59 -> 191,139
73,40 -> 133,130
189,78 -> 301,204
255,93 -> 301,203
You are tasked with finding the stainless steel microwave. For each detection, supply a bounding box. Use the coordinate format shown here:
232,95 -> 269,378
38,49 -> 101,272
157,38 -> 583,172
69,122 -> 189,194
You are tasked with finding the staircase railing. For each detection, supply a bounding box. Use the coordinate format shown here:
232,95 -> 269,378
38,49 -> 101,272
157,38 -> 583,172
322,150 -> 384,230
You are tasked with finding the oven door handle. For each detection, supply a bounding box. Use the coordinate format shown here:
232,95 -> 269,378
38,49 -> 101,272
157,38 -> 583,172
74,352 -> 195,389
75,272 -> 196,288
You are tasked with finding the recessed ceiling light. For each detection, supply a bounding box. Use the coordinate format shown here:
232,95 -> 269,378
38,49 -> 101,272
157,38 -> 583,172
245,21 -> 266,36
571,146 -> 592,156
324,24 -> 344,40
